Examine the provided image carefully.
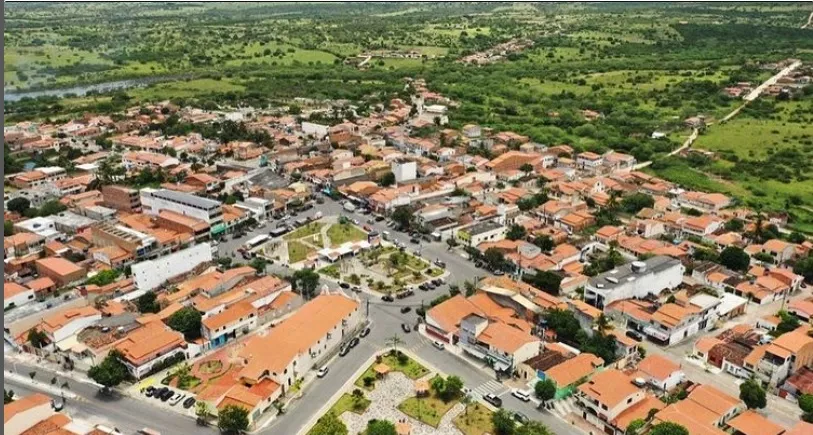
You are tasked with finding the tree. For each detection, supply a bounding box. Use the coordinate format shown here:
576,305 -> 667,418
86,269 -> 121,286
366,419 -> 397,435
543,309 -> 582,344
739,378 -> 767,409
379,171 -> 396,187
724,218 -> 744,232
4,389 -> 14,404
532,235 -> 554,252
794,256 -> 813,284
218,404 -> 250,434
442,375 -> 464,402
136,291 -> 160,313
773,310 -> 801,337
534,379 -> 556,402
37,200 -> 67,217
483,248 -> 508,272
431,376 -> 446,395
649,422 -> 689,435
519,163 -> 534,175
291,268 -> 321,299
7,197 -> 30,214
524,271 -> 562,295
310,412 -> 348,435
492,409 -> 516,435
167,307 -> 203,340
626,419 -> 646,435
506,224 -> 527,241
195,401 -> 210,425
446,238 -> 458,249
4,220 -> 13,236
387,335 -> 404,353
249,257 -> 268,272
516,421 -> 553,435
463,280 -> 476,297
391,206 -> 413,230
621,193 -> 655,214
27,329 -> 48,348
799,394 -> 813,422
88,350 -> 129,389
719,247 -> 750,272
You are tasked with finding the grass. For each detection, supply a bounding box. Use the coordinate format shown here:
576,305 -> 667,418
354,352 -> 429,389
427,268 -> 444,277
329,393 -> 371,416
398,391 -> 459,428
326,223 -> 367,246
129,78 -> 245,101
453,403 -> 495,435
284,222 -> 325,241
318,264 -> 341,279
697,116 -> 813,159
287,241 -> 314,263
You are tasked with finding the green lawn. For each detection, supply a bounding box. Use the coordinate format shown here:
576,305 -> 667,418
354,352 -> 429,390
327,223 -> 367,246
284,222 -> 325,241
398,392 -> 459,428
329,393 -> 371,416
318,264 -> 341,279
696,116 -> 813,159
453,404 -> 495,435
287,241 -> 314,263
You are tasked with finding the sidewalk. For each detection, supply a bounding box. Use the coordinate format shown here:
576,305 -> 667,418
5,370 -> 78,399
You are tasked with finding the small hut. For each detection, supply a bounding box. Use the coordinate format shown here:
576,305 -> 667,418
396,422 -> 411,435
414,379 -> 429,398
374,363 -> 391,379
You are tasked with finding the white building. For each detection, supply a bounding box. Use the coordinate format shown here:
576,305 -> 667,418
140,188 -> 223,226
584,256 -> 684,309
132,243 -> 213,290
38,307 -> 102,345
458,314 -> 540,372
391,160 -> 417,183
3,282 -> 35,310
419,104 -> 449,125
457,220 -> 506,247
4,393 -> 55,435
301,121 -> 329,139
13,217 -> 62,241
235,197 -> 273,221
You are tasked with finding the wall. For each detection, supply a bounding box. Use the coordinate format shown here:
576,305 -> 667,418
132,243 -> 212,290
5,402 -> 54,435
6,298 -> 89,338
52,314 -> 102,343
4,289 -> 36,310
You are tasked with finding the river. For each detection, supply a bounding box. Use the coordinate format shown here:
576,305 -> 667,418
3,76 -> 175,102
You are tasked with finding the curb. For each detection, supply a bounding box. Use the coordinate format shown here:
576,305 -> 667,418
5,370 -> 78,399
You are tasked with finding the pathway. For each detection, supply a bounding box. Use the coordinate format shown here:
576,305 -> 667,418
631,127 -> 698,170
802,11 -> 813,29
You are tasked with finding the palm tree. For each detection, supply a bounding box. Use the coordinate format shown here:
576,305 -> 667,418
461,393 -> 472,415
387,335 -> 404,353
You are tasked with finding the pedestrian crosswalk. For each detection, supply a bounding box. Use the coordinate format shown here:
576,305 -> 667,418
550,396 -> 578,419
470,380 -> 508,398
405,337 -> 430,352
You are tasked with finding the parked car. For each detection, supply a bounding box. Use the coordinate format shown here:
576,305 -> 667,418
432,341 -> 445,350
348,337 -> 360,348
153,387 -> 168,400
425,282 -> 436,290
400,306 -> 412,314
625,330 -> 643,342
51,398 -> 64,411
160,389 -> 174,402
145,386 -> 156,397
418,284 -> 428,291
182,397 -> 196,409
401,323 -> 411,333
339,282 -> 350,289
339,346 -> 350,357
317,367 -> 329,378
513,412 -> 530,425
360,326 -> 371,337
483,393 -> 503,408
434,259 -> 446,268
431,278 -> 444,286
410,237 -> 420,244
382,295 -> 394,302
169,393 -> 186,406
511,389 -> 532,402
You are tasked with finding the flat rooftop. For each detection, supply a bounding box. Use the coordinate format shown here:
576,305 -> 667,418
464,220 -> 503,236
588,255 -> 681,291
149,188 -> 221,210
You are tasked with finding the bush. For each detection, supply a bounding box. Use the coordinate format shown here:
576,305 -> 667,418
363,376 -> 375,387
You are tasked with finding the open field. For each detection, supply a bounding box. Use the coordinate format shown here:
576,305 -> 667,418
453,404 -> 495,435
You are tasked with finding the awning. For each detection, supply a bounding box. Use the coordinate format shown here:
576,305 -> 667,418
211,223 -> 227,235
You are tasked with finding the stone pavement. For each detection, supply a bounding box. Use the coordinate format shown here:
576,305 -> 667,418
340,371 -> 466,435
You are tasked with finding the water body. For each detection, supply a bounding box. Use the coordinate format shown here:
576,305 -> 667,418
3,76 -> 176,102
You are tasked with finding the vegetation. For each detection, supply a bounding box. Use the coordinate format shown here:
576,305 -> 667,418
650,422 -> 689,435
88,349 -> 130,389
491,409 -> 516,435
167,307 -> 203,340
534,379 -> 556,402
136,291 -> 160,313
85,269 -> 121,287
739,378 -> 767,410
289,268 -> 321,299
366,420 -> 397,435
719,247 -> 751,272
4,389 -> 15,404
217,404 -> 250,435
309,412 -> 348,435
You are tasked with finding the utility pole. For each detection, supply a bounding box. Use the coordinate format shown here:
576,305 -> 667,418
366,298 -> 370,317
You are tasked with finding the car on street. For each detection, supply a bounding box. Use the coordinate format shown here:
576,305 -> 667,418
339,282 -> 350,289
339,346 -> 350,357
418,284 -> 428,291
160,388 -> 174,401
493,270 -> 505,276
511,389 -> 532,402
625,330 -> 643,342
145,386 -> 156,397
431,278 -> 444,286
432,340 -> 445,350
182,397 -> 196,409
317,367 -> 329,378
382,294 -> 394,302
169,393 -> 186,406
360,326 -> 371,337
513,412 -> 530,425
352,285 -> 361,293
348,337 -> 360,348
400,306 -> 412,314
425,282 -> 436,290
375,215 -> 385,222
410,237 -> 420,244
51,398 -> 64,411
434,259 -> 446,268
401,323 -> 411,333
483,393 -> 502,408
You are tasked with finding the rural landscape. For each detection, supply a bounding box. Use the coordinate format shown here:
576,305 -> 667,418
4,3 -> 813,435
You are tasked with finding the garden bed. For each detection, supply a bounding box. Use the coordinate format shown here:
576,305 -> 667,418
398,393 -> 458,428
329,392 -> 372,416
453,403 -> 495,435
354,352 -> 429,390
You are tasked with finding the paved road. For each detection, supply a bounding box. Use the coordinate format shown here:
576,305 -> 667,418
3,359 -> 216,435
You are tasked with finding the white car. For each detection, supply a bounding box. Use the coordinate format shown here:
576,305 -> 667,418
432,340 -> 445,350
511,389 -> 531,402
317,367 -> 329,378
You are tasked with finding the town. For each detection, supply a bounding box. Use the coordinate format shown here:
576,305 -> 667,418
4,3 -> 813,435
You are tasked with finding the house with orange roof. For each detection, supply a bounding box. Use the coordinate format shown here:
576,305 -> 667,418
115,320 -> 187,379
556,210 -> 594,234
725,410 -> 786,435
575,369 -> 645,433
749,325 -> 813,387
652,384 -> 743,434
594,225 -> 624,243
576,151 -> 604,172
457,313 -> 540,373
634,354 -> 684,392
789,297 -> 813,323
543,353 -> 604,399
34,257 -> 86,287
4,393 -> 57,435
4,281 -> 35,310
202,301 -> 258,349
674,191 -> 732,213
4,232 -> 46,259
35,306 -> 102,346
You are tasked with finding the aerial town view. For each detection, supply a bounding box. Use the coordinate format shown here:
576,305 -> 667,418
3,2 -> 813,435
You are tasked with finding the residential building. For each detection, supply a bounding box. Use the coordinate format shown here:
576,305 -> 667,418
542,353 -> 604,399
576,369 -> 645,434
115,321 -> 187,379
584,256 -> 684,309
3,282 -> 35,310
140,188 -> 224,233
576,152 -> 604,172
457,220 -> 505,247
391,160 -> 417,183
91,221 -> 159,260
3,232 -> 46,259
34,257 -> 86,287
102,185 -> 142,213
653,384 -> 743,434
202,301 -> 258,348
634,354 -> 684,392
37,306 -> 102,346
457,313 -> 540,372
3,393 -> 55,435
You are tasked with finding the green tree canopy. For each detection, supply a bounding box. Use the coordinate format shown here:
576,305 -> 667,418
506,224 -> 527,241
650,422 -> 688,435
492,409 -> 516,435
27,329 -> 48,348
516,421 -> 553,435
88,349 -> 129,389
136,291 -> 160,313
167,307 -> 203,340
310,412 -> 348,435
621,193 -> 655,214
739,378 -> 767,409
218,404 -> 250,434
719,247 -> 750,272
366,419 -> 397,435
534,379 -> 556,402
291,268 -> 321,299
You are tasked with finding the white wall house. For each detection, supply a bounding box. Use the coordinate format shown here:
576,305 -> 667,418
132,243 -> 213,290
392,160 -> 417,183
140,188 -> 223,225
584,256 -> 684,309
